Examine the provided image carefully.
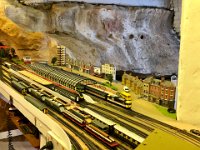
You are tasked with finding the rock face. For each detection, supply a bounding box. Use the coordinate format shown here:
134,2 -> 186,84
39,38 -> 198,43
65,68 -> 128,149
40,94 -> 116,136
1,1 -> 179,74
172,0 -> 182,35
22,0 -> 171,8
0,0 -> 57,61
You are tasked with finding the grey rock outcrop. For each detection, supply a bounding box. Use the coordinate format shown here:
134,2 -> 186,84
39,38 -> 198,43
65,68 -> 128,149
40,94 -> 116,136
4,2 -> 179,74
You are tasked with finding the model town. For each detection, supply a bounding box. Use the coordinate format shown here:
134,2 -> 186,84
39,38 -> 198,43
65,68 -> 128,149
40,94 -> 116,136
0,42 -> 200,150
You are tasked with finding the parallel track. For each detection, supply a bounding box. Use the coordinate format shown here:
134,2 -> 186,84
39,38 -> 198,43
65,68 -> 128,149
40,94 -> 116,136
48,109 -> 109,150
86,105 -> 148,138
6,62 -> 200,148
83,95 -> 200,147
81,94 -> 154,133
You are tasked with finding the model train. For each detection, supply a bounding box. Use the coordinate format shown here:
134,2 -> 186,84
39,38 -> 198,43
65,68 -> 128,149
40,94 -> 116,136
27,69 -> 83,102
28,63 -> 132,108
85,85 -> 132,108
7,74 -> 119,147
46,83 -> 83,102
2,62 -> 144,148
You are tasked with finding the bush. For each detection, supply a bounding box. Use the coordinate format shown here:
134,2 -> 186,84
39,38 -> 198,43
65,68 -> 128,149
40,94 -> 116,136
101,82 -> 118,91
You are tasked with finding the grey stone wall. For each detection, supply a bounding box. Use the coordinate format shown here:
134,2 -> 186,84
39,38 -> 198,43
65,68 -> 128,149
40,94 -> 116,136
22,0 -> 171,8
5,2 -> 179,75
172,0 -> 182,34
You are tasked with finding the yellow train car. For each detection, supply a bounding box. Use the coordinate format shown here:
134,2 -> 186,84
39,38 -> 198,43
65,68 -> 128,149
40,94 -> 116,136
119,91 -> 131,101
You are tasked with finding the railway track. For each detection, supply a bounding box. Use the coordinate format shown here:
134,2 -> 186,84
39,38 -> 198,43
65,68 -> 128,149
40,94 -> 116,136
50,108 -> 132,150
83,95 -> 200,147
112,106 -> 200,147
86,105 -> 148,138
81,94 -> 154,133
6,62 -> 200,148
131,113 -> 200,147
48,109 -> 110,150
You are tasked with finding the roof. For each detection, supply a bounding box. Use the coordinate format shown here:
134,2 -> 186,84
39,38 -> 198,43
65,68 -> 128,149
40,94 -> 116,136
92,119 -> 108,129
102,64 -> 115,67
83,108 -> 116,126
151,79 -> 161,85
136,129 -> 200,150
19,70 -> 52,85
120,91 -> 131,97
114,124 -> 145,143
143,76 -> 154,83
160,80 -> 175,87
29,63 -> 97,87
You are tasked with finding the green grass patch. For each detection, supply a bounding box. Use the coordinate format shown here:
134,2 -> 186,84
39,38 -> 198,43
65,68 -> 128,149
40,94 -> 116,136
101,82 -> 118,91
0,57 -> 8,61
12,58 -> 23,64
154,104 -> 177,119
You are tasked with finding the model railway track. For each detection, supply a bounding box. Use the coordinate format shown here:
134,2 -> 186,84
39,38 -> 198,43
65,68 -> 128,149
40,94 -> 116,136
2,63 -> 121,149
98,99 -> 200,147
132,115 -> 200,147
49,110 -> 132,150
48,109 -> 109,150
81,95 -> 154,132
118,109 -> 200,147
83,98 -> 200,147
67,134 -> 82,150
6,62 -> 200,148
86,105 -> 148,138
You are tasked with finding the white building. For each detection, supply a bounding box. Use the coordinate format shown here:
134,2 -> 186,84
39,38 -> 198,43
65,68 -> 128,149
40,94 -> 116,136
57,45 -> 66,66
171,75 -> 178,110
94,66 -> 101,74
101,64 -> 116,80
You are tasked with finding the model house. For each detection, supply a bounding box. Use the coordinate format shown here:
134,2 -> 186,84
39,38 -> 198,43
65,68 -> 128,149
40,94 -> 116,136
57,45 -> 66,66
101,64 -> 116,80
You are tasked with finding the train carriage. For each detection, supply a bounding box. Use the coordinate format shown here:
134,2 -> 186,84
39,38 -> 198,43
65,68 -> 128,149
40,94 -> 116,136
85,85 -> 108,99
24,95 -> 48,114
114,124 -> 145,146
11,80 -> 27,95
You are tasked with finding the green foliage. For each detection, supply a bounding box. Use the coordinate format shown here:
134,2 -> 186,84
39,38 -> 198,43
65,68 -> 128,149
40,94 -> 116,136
101,82 -> 118,91
51,57 -> 57,65
12,58 -> 23,64
154,104 -> 176,119
4,48 -> 10,57
0,48 -> 5,57
106,74 -> 113,85
11,48 -> 16,57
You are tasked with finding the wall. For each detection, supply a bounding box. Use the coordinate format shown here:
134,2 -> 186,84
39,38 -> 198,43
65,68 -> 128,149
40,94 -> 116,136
177,0 -> 200,126
172,0 -> 182,34
23,0 -> 171,8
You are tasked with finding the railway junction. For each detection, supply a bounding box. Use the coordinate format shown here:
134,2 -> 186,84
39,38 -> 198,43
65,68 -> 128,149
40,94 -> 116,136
0,62 -> 200,150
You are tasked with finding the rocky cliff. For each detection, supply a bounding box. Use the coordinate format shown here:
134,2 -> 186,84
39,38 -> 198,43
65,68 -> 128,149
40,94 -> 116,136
0,0 -> 180,75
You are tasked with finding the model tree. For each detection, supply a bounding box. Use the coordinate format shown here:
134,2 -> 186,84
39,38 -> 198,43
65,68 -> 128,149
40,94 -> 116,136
11,48 -> 16,57
4,48 -> 10,58
51,57 -> 57,66
106,74 -> 113,85
0,48 -> 5,57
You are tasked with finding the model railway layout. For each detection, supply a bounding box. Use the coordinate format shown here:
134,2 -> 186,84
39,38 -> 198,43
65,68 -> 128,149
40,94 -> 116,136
1,61 -> 145,148
28,63 -> 132,108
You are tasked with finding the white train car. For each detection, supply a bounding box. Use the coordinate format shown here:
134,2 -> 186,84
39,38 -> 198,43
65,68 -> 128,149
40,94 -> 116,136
83,108 -> 145,146
114,124 -> 145,146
